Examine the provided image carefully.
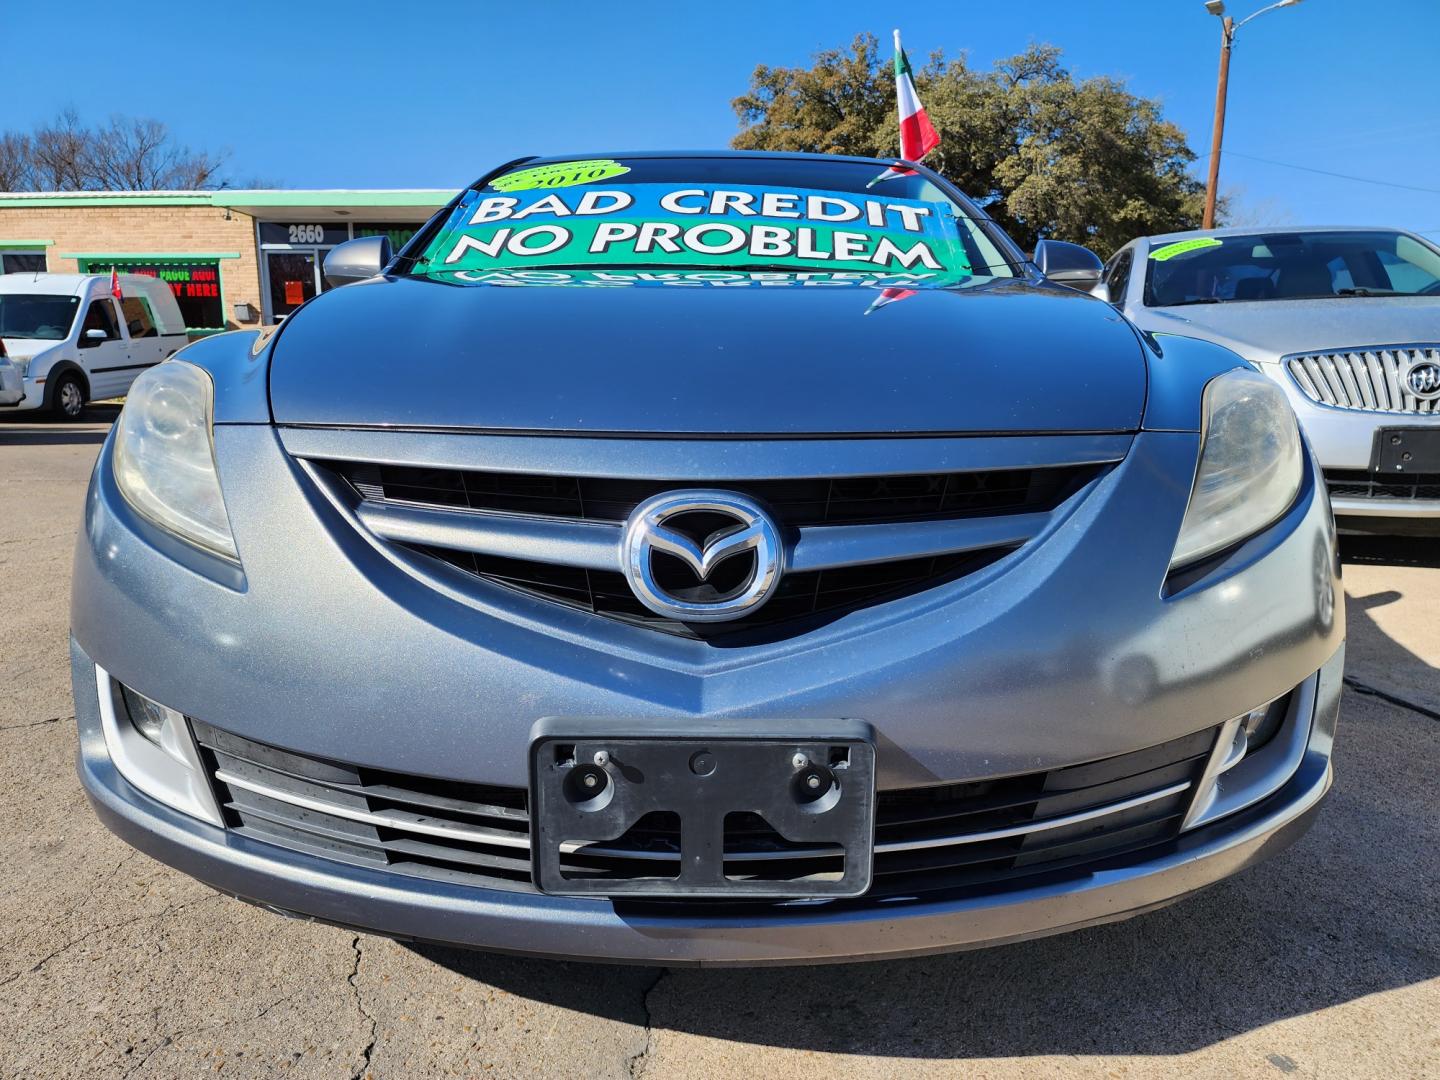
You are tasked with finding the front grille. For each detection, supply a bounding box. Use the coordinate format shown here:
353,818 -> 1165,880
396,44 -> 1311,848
416,544 -> 1012,640
333,462 -> 1099,527
1325,468 -> 1440,501
324,460 -> 1101,639
194,718 -> 1220,904
1287,346 -> 1440,413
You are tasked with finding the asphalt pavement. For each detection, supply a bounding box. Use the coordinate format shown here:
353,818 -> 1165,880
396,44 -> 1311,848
1,411 -> 1435,1079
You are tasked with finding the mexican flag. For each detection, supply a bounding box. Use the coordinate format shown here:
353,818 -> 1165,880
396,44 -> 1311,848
894,30 -> 940,163
869,30 -> 941,187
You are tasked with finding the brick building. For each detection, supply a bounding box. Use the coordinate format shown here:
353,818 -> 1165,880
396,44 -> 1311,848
0,189 -> 449,333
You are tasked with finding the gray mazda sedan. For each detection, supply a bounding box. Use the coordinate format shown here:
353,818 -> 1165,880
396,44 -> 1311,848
71,152 -> 1344,965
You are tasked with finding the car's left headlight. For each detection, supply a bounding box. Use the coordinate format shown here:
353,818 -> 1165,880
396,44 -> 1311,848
113,360 -> 239,560
1170,368 -> 1302,570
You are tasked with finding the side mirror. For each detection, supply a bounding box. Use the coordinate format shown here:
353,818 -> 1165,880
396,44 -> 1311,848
323,234 -> 393,288
1034,239 -> 1103,293
83,328 -> 108,342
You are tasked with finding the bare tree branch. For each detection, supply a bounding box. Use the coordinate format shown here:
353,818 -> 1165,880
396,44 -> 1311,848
0,132 -> 36,191
0,109 -> 241,192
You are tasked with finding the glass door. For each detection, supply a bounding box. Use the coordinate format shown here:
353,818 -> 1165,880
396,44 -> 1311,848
266,251 -> 318,321
258,222 -> 351,322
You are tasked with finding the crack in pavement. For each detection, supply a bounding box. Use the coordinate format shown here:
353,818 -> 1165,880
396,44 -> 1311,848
120,1033 -> 172,1080
348,935 -> 378,1080
1344,676 -> 1440,722
118,989 -> 303,1079
0,713 -> 72,731
0,892 -> 219,988
627,968 -> 670,1079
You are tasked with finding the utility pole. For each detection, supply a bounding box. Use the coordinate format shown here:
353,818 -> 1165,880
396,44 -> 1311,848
1201,0 -> 1305,230
1202,17 -> 1233,229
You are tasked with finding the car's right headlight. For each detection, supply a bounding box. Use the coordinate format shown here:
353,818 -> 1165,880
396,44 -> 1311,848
1170,368 -> 1302,570
113,360 -> 239,560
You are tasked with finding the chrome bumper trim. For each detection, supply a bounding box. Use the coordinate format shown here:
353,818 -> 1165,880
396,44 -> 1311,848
1330,496 -> 1440,518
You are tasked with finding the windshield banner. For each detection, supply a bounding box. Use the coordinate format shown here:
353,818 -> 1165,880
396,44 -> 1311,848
417,184 -> 972,275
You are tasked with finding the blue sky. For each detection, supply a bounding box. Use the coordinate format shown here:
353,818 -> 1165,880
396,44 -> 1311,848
4,0 -> 1438,237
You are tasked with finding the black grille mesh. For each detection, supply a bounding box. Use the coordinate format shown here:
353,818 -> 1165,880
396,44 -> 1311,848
418,544 -> 1013,640
1325,469 -> 1440,501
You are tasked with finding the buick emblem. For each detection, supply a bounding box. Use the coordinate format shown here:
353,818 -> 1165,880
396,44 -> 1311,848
1404,359 -> 1440,400
621,491 -> 782,621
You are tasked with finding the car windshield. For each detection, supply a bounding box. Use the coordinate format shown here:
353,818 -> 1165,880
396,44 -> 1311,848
408,156 -> 1017,286
0,294 -> 80,340
1144,230 -> 1440,307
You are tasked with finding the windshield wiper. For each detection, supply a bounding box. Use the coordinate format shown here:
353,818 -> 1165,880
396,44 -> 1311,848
1164,297 -> 1225,306
1335,287 -> 1404,297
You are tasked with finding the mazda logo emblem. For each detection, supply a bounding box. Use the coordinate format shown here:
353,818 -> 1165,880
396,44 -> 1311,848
621,491 -> 782,621
1404,359 -> 1440,400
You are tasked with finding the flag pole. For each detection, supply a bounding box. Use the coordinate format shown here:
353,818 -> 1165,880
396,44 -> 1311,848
893,29 -> 904,161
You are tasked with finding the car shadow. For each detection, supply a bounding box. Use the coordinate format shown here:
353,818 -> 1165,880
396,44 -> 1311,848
405,571 -> 1438,1057
1341,533 -> 1440,569
0,403 -> 120,445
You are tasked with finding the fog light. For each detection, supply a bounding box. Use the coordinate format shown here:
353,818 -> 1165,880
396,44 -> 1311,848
120,686 -> 175,745
98,669 -> 222,827
1242,698 -> 1286,754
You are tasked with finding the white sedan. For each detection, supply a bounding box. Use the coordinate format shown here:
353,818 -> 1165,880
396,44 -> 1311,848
1097,226 -> 1440,534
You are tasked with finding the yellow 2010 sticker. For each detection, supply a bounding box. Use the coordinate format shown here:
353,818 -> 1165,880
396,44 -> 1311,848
490,159 -> 631,193
1149,237 -> 1223,261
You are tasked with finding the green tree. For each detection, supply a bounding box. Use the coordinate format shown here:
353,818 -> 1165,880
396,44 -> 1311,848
733,34 -> 1215,255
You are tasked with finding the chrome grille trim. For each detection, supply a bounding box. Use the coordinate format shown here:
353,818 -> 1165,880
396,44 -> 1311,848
354,499 -> 623,572
1285,344 -> 1440,413
350,493 -> 1056,577
215,769 -> 534,850
873,780 -> 1192,854
215,770 -> 1193,865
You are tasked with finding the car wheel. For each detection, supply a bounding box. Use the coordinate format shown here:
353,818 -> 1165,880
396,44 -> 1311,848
52,373 -> 86,420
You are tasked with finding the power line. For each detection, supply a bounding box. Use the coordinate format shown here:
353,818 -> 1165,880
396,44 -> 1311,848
1214,150 -> 1440,196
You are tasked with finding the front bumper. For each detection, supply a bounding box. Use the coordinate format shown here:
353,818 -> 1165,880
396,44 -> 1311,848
1266,364 -> 1440,524
71,418 -> 1346,964
76,637 -> 1342,966
0,363 -> 23,406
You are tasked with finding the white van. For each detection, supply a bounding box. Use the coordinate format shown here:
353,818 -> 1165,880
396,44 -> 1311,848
0,272 -> 188,418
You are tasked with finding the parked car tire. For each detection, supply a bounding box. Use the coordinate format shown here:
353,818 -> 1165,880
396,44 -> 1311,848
50,371 -> 87,420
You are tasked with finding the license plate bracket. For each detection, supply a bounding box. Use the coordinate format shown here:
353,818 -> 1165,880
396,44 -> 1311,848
529,718 -> 876,899
1373,428 -> 1440,474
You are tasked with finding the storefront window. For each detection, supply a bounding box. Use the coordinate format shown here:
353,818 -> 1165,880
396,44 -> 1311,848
1,250 -> 47,274
355,223 -> 419,250
78,259 -> 224,332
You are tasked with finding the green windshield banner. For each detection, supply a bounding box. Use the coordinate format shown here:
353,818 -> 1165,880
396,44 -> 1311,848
1149,237 -> 1223,261
416,183 -> 972,274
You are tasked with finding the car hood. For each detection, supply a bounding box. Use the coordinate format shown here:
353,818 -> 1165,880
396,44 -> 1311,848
0,339 -> 58,364
1138,297 -> 1440,363
268,274 -> 1147,435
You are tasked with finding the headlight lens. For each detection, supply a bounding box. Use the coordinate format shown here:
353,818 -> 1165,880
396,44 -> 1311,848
1170,369 -> 1302,569
113,360 -> 238,559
